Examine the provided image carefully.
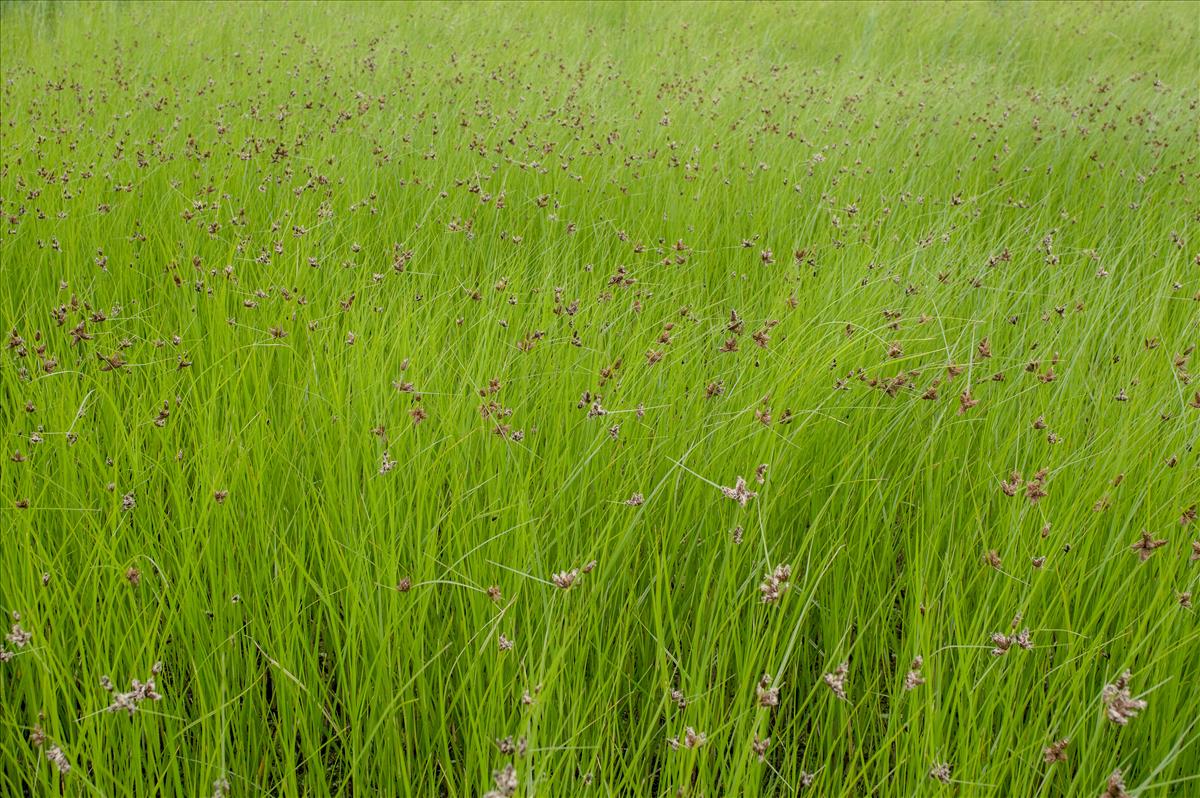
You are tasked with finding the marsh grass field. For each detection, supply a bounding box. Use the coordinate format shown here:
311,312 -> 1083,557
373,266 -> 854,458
1,1 -> 1199,795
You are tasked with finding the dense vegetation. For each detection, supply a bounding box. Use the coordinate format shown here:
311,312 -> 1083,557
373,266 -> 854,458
1,2 -> 1198,795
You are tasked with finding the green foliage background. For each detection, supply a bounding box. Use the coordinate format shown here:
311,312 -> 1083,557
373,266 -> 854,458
1,1 -> 1198,795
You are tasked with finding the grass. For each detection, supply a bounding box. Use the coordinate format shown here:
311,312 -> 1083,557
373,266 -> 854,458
1,1 -> 1198,795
